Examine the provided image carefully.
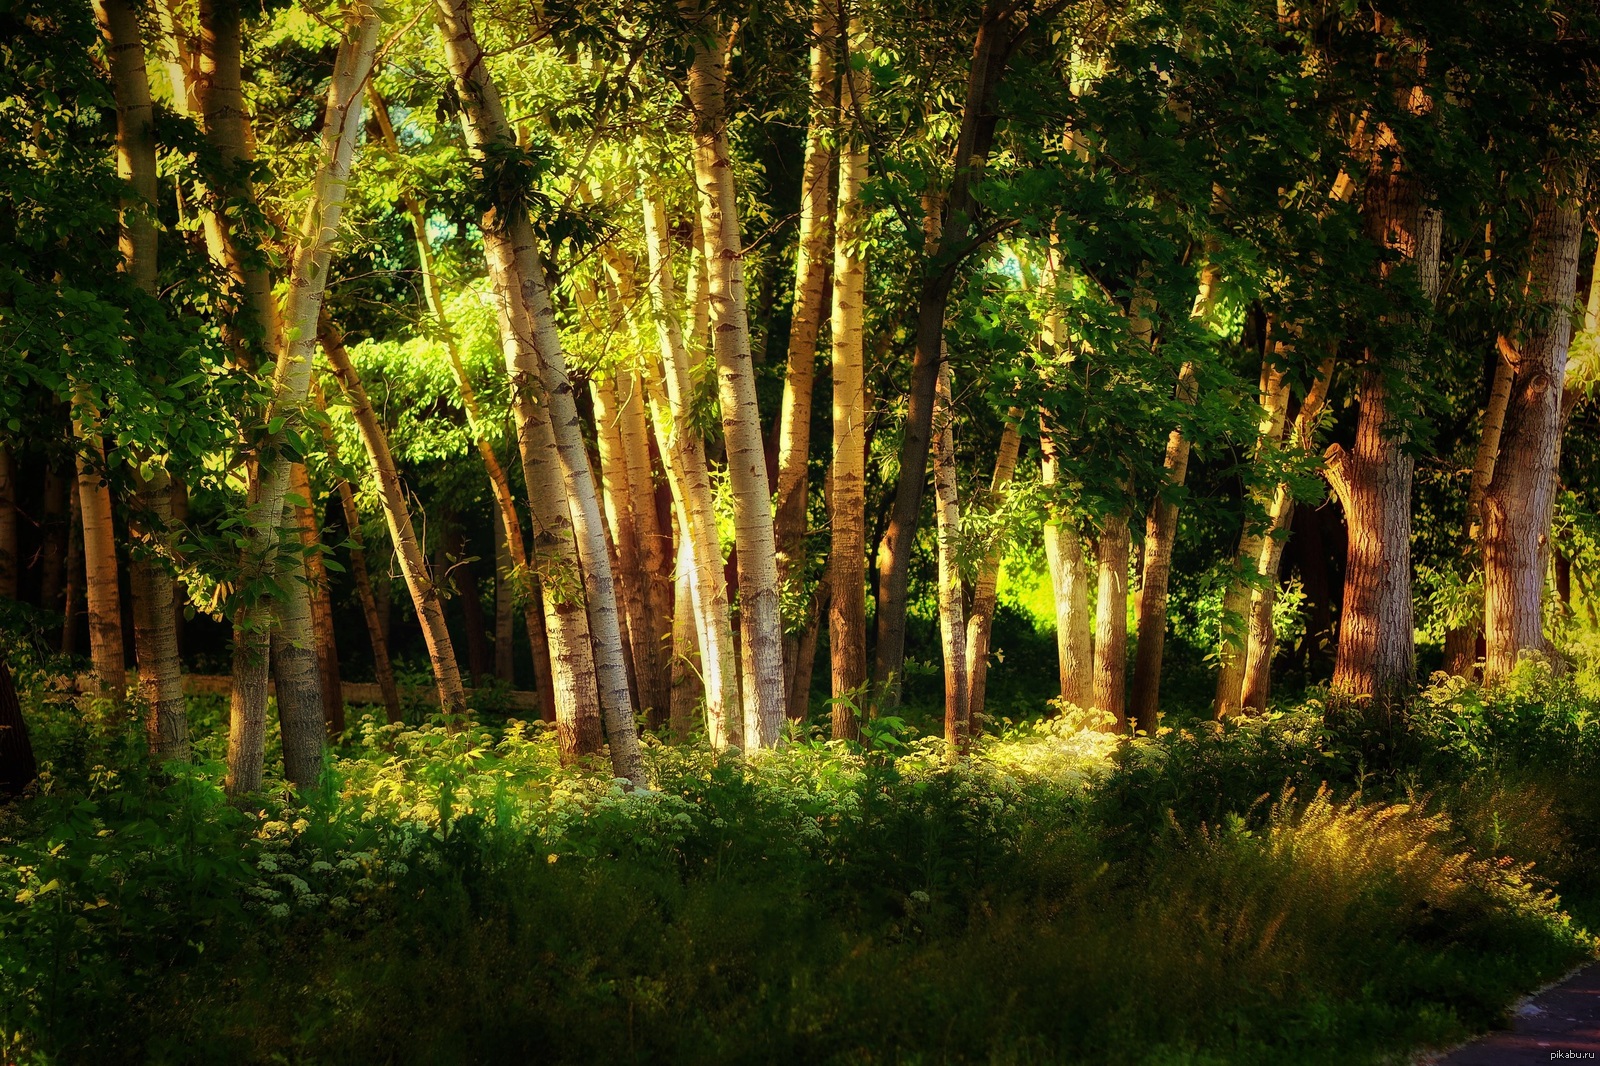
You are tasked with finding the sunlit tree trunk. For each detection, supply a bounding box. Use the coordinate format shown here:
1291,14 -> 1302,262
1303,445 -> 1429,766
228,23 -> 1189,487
1215,358 -> 1291,717
224,8 -> 378,794
1240,353 -> 1335,712
640,194 -> 742,749
1482,180 -> 1586,681
320,318 -> 469,728
436,0 -> 638,778
270,513 -> 325,790
1328,168 -> 1442,704
964,413 -> 1021,724
1042,424 -> 1092,708
873,1 -> 1014,707
669,530 -> 704,740
1092,514 -> 1129,730
685,5 -> 786,749
932,363 -> 969,750
827,15 -> 869,738
774,0 -> 838,702
590,370 -> 654,711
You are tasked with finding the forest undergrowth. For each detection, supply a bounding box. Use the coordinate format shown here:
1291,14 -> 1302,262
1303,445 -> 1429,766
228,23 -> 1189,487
2,653 -> 1598,1065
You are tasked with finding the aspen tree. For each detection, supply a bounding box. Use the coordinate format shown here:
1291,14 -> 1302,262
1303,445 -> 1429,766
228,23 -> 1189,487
683,1 -> 786,748
932,362 -> 969,750
964,413 -> 1021,723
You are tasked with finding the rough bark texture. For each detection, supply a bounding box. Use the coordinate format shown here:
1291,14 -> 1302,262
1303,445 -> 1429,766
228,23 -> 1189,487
1328,167 -> 1442,703
320,319 -> 470,728
774,0 -> 837,702
641,194 -> 741,749
932,363 -> 969,751
436,0 -> 636,776
685,6 -> 787,750
1482,184 -> 1585,681
270,539 -> 326,790
1042,425 -> 1093,708
827,18 -> 870,739
291,463 -> 343,736
873,1 -> 1015,707
963,414 -> 1021,725
225,8 -> 378,795
1092,516 -> 1130,730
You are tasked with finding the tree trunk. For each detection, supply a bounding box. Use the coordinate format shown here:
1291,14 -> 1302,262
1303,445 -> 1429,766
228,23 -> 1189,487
270,534 -> 326,790
1327,164 -> 1442,705
320,318 -> 470,728
872,1 -> 1015,707
436,0 -> 639,779
774,0 -> 838,701
493,504 -> 516,684
225,8 -> 379,795
1042,424 -> 1093,708
128,470 -> 188,759
39,463 -> 68,613
932,362 -> 968,750
313,381 -> 404,724
685,8 -> 786,750
964,413 -> 1021,725
291,463 -> 343,736
75,415 -> 125,696
640,193 -> 742,749
1240,354 -> 1336,712
1482,181 -> 1586,681
827,17 -> 870,738
1443,342 -> 1516,675
61,478 -> 83,656
669,531 -> 704,740
617,367 -> 673,725
1092,515 -> 1129,729
1215,359 -> 1292,717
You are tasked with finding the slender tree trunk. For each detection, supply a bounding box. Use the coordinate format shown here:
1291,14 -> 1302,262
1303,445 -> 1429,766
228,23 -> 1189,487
641,193 -> 742,749
62,479 -> 83,656
1444,343 -> 1516,675
1482,181 -> 1586,681
1216,359 -> 1292,717
128,471 -> 187,758
1042,424 -> 1093,707
320,318 -> 470,728
1327,162 -> 1442,704
932,363 -> 968,750
872,1 -> 1015,706
1092,515 -> 1130,730
617,368 -> 673,725
827,17 -> 870,738
590,371 -> 654,710
437,0 -> 638,779
0,446 -> 14,599
75,415 -> 125,696
39,464 -> 68,613
313,381 -> 403,724
271,531 -> 325,789
224,8 -> 379,794
774,0 -> 838,701
669,531 -> 704,740
1239,354 -> 1336,712
291,463 -> 343,736
685,6 -> 786,749
964,414 -> 1021,724
493,505 -> 516,683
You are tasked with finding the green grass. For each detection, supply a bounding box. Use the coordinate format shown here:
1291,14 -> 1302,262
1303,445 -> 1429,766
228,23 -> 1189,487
1,660 -> 1597,1064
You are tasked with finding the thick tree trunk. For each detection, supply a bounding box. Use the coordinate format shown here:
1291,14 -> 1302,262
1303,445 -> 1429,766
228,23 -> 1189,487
827,20 -> 870,738
225,8 -> 378,795
436,0 -> 637,777
270,537 -> 326,789
1444,342 -> 1516,675
313,381 -> 404,724
774,0 -> 837,697
1042,425 -> 1093,707
1092,515 -> 1130,730
1482,182 -> 1586,681
932,363 -> 968,750
872,1 -> 1014,707
291,463 -> 343,736
964,414 -> 1021,724
1327,162 -> 1442,704
320,319 -> 470,728
686,9 -> 786,750
640,193 -> 742,749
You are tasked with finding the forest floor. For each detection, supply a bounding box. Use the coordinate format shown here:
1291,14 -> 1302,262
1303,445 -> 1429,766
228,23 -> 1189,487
2,660 -> 1599,1064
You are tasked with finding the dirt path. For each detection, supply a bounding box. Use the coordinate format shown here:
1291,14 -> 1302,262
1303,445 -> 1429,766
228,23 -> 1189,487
1429,962 -> 1600,1064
